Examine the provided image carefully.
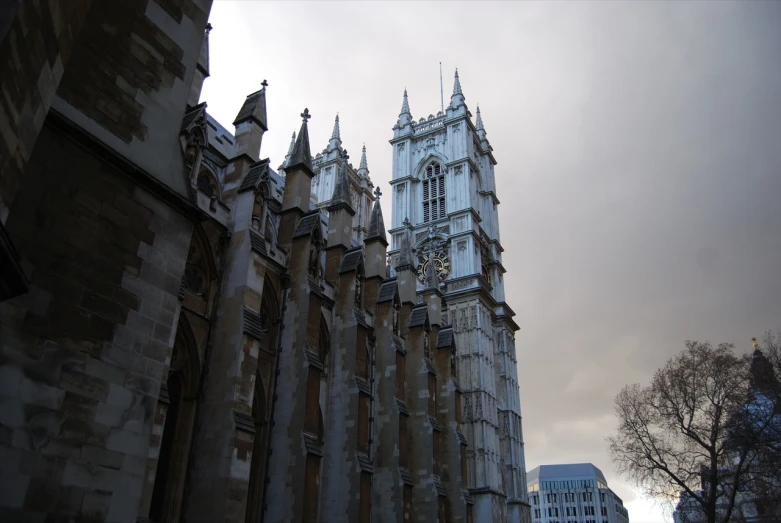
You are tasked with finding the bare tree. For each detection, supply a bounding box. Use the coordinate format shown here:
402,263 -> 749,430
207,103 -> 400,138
608,340 -> 775,523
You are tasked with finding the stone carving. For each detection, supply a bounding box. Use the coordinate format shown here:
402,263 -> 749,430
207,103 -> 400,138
448,279 -> 471,293
355,271 -> 363,308
451,123 -> 461,133
463,395 -> 472,422
454,165 -> 463,176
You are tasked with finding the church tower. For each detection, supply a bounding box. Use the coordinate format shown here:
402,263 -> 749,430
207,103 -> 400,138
308,114 -> 375,244
388,71 -> 530,522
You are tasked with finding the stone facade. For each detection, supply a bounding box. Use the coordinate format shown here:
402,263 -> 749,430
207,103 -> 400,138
387,74 -> 531,522
0,3 -> 483,523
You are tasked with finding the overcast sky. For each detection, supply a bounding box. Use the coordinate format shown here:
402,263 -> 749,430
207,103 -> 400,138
201,2 -> 781,521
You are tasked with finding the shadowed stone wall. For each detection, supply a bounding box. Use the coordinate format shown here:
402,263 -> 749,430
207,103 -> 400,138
0,122 -> 193,522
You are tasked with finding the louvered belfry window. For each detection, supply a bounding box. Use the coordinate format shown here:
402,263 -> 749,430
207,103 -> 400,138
422,162 -> 445,223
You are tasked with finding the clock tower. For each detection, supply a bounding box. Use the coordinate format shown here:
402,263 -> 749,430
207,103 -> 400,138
388,71 -> 531,522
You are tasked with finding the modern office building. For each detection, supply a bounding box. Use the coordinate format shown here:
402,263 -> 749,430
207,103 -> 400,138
527,464 -> 629,523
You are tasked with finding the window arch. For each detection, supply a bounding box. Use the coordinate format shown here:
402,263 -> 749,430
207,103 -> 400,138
318,315 -> 330,380
196,168 -> 219,198
148,316 -> 201,523
246,375 -> 267,523
183,229 -> 214,299
481,258 -> 491,286
422,162 -> 445,223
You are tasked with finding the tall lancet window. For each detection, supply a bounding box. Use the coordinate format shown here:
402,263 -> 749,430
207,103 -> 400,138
422,162 -> 445,223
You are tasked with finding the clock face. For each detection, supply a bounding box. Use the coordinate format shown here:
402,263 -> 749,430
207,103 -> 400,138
417,250 -> 451,283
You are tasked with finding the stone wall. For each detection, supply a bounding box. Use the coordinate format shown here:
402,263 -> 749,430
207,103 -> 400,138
0,0 -> 94,224
52,0 -> 211,198
0,122 -> 193,522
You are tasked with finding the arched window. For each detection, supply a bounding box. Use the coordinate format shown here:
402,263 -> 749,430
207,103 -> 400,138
197,169 -> 218,198
481,258 -> 491,286
252,191 -> 266,232
183,232 -> 212,298
318,316 -> 330,380
246,376 -> 267,523
422,162 -> 445,223
148,318 -> 200,523
480,242 -> 492,286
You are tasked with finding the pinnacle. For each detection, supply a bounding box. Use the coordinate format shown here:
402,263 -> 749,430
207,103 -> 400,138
287,131 -> 296,154
287,108 -> 312,173
331,113 -> 341,141
366,188 -> 386,243
359,143 -> 368,172
280,130 -> 297,169
475,104 -> 485,132
395,218 -> 414,269
400,89 -> 411,115
453,68 -> 462,96
328,148 -> 354,215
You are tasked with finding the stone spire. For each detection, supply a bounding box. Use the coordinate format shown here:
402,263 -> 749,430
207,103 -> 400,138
287,108 -> 313,175
401,89 -> 411,114
397,89 -> 413,128
357,143 -> 369,177
453,68 -> 462,95
395,217 -> 414,270
450,68 -> 465,109
328,113 -> 341,151
327,149 -> 355,215
475,104 -> 487,141
366,186 -> 386,244
395,217 -> 418,304
279,130 -> 296,170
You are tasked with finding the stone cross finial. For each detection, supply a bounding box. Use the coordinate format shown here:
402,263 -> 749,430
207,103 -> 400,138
374,187 -> 382,199
261,79 -> 268,88
301,108 -> 311,122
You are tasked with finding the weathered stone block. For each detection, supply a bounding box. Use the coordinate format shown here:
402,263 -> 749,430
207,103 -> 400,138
18,450 -> 65,480
80,489 -> 112,521
59,369 -> 109,403
106,428 -> 148,458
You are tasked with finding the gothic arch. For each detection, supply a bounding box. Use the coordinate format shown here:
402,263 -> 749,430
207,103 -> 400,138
149,315 -> 201,523
318,313 -> 331,379
412,151 -> 449,179
259,278 -> 279,354
411,229 -> 448,252
251,180 -> 270,233
246,279 -> 278,522
196,166 -> 221,199
183,225 -> 218,302
245,374 -> 268,523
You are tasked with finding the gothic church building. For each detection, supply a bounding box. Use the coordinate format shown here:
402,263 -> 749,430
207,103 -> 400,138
0,2 -> 530,522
